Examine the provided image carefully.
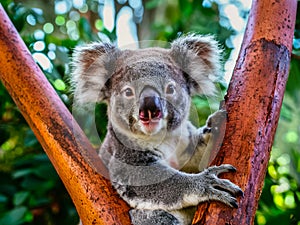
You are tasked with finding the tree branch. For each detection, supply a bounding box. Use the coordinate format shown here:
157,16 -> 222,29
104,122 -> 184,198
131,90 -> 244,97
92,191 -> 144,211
193,0 -> 297,224
0,5 -> 131,225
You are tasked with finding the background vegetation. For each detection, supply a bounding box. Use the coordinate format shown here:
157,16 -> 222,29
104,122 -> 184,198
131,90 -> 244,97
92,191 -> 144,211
0,0 -> 299,224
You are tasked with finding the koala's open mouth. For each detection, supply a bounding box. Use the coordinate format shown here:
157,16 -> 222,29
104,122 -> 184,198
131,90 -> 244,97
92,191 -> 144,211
138,91 -> 164,134
138,107 -> 164,135
139,109 -> 162,125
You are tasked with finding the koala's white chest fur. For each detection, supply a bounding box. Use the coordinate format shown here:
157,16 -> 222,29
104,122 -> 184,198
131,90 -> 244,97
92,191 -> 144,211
123,120 -> 204,172
144,123 -> 191,170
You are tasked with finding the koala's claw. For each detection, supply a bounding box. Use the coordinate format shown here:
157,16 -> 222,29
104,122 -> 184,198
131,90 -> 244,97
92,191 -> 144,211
229,198 -> 238,209
206,164 -> 236,175
200,164 -> 243,208
203,127 -> 211,134
237,189 -> 244,197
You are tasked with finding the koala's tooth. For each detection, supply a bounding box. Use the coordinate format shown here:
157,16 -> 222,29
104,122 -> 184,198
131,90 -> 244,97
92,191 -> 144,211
148,110 -> 152,120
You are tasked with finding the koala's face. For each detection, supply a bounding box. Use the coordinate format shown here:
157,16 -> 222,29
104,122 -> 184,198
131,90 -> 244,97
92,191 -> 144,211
108,51 -> 191,137
72,35 -> 220,139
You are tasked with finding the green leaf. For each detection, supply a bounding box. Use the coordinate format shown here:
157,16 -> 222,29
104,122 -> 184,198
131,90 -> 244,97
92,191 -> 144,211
13,191 -> 30,206
24,129 -> 39,147
28,195 -> 51,208
21,177 -> 55,192
0,206 -> 28,225
33,164 -> 57,179
12,169 -> 33,179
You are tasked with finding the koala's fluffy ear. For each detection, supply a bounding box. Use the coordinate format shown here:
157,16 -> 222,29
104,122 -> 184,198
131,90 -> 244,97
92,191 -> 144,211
71,42 -> 117,104
170,34 -> 221,96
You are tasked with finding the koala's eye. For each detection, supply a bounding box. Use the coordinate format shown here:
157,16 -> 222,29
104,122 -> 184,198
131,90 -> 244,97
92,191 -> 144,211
123,87 -> 135,98
165,84 -> 176,95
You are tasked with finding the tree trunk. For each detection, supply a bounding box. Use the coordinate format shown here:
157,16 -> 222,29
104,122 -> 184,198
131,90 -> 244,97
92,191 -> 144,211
0,5 -> 131,225
192,0 -> 297,224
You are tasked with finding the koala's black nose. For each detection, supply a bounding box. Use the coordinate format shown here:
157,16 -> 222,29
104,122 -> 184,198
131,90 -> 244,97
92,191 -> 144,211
139,87 -> 162,122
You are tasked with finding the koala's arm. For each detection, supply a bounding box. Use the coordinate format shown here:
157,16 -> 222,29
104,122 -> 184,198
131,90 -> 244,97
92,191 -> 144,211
107,144 -> 242,211
180,110 -> 227,173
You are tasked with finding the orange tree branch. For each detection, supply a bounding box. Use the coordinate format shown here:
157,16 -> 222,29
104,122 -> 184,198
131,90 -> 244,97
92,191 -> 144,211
0,5 -> 131,225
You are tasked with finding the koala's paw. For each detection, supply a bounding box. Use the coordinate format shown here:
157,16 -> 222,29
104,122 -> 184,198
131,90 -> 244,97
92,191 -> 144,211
201,110 -> 227,144
205,109 -> 227,133
200,164 -> 243,208
130,209 -> 180,225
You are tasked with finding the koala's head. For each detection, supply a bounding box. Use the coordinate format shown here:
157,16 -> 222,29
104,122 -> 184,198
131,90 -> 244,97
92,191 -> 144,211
72,34 -> 221,139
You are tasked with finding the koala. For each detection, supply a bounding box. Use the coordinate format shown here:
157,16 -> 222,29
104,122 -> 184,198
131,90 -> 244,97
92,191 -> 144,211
71,34 -> 243,225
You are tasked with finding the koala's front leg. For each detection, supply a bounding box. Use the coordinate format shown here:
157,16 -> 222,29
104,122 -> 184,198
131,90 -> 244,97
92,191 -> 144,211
199,109 -> 227,170
111,160 -> 243,210
113,163 -> 242,225
202,109 -> 227,144
182,110 -> 227,172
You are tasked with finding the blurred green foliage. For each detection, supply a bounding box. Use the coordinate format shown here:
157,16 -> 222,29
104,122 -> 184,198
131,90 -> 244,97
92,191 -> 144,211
0,0 -> 299,224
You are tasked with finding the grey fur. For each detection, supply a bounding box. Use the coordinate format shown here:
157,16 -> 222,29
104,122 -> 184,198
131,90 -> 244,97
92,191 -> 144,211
71,34 -> 243,225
